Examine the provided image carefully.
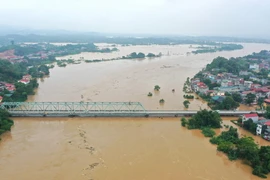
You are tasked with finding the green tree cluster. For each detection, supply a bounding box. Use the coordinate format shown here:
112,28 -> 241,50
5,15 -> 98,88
122,52 -> 146,59
0,60 -> 27,82
192,44 -> 243,54
183,100 -> 190,108
246,93 -> 256,105
154,85 -> 160,91
210,126 -> 270,178
2,79 -> 39,102
243,119 -> 257,134
187,109 -> 222,129
183,95 -> 194,99
201,127 -> 216,137
205,56 -> 249,75
0,109 -> 14,135
213,96 -> 239,110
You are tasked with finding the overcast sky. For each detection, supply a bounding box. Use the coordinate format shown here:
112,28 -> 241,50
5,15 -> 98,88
0,0 -> 269,38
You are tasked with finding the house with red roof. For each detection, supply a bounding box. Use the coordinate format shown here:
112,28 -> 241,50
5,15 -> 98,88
4,83 -> 16,92
18,79 -> 30,84
264,99 -> 270,104
192,82 -> 209,94
18,74 -> 32,84
242,113 -> 259,123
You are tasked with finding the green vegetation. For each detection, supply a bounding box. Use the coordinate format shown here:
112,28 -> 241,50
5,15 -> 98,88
159,99 -> 165,104
154,85 -> 161,91
264,106 -> 270,119
28,64 -> 50,78
243,119 -> 257,135
205,56 -> 249,75
212,96 -> 240,110
183,94 -> 194,99
246,93 -> 256,105
201,127 -> 216,137
231,93 -> 243,103
202,78 -> 221,90
0,60 -> 28,82
85,59 -> 103,63
121,52 -> 161,59
1,79 -> 39,102
197,92 -> 240,110
186,109 -> 222,129
146,53 -> 162,58
0,110 -> 13,136
147,92 -> 153,97
181,117 -> 188,127
210,127 -> 239,160
183,100 -> 190,108
0,59 -> 44,103
0,43 -> 118,57
210,127 -> 270,178
122,52 -> 146,59
192,44 -> 243,54
183,77 -> 193,93
57,61 -> 67,67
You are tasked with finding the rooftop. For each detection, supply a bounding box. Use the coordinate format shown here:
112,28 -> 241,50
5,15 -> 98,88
244,114 -> 258,118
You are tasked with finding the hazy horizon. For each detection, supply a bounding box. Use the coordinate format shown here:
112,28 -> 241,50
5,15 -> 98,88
1,0 -> 270,38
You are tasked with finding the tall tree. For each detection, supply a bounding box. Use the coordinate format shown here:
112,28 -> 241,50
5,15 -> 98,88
246,93 -> 256,105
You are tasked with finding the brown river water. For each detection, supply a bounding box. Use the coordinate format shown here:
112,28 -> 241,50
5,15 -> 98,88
1,43 -> 270,180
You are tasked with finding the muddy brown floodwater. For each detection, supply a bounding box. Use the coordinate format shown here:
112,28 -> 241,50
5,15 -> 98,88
1,43 -> 270,180
0,117 -> 269,180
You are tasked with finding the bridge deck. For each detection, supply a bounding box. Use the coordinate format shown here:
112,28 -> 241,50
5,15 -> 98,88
0,102 -> 264,117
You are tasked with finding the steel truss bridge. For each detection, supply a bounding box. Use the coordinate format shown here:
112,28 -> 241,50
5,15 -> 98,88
0,102 -> 265,117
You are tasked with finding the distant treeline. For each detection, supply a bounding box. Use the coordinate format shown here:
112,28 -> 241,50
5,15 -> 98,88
0,43 -> 118,56
1,34 -> 270,46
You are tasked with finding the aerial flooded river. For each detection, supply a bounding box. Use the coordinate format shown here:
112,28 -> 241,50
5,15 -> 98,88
1,43 -> 270,180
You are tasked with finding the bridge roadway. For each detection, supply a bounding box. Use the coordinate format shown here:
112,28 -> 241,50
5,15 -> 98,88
0,102 -> 264,117
7,110 -> 265,117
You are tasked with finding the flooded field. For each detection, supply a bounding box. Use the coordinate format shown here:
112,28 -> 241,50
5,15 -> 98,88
1,43 -> 270,180
0,117 -> 269,180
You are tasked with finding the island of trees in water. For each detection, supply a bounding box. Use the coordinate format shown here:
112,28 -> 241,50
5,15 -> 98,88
191,44 -> 243,54
181,110 -> 270,178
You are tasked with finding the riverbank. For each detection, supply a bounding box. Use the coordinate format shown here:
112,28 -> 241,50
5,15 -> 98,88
181,110 -> 270,178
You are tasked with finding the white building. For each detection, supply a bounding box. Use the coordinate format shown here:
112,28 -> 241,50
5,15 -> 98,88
244,81 -> 253,89
256,120 -> 270,136
249,64 -> 259,72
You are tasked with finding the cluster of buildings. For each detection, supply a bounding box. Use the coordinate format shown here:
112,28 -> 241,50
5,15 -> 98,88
242,114 -> 270,141
0,82 -> 16,93
0,49 -> 26,63
0,82 -> 16,102
26,50 -> 55,60
0,74 -> 32,102
190,62 -> 270,105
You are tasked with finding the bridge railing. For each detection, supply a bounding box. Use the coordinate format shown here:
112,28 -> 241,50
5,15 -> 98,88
0,102 -> 146,114
0,102 -> 265,116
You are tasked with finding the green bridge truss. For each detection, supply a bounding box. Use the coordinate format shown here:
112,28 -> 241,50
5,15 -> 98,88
0,102 -> 146,115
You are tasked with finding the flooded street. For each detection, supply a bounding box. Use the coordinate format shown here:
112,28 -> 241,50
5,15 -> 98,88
1,43 -> 270,180
0,117 -> 269,180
